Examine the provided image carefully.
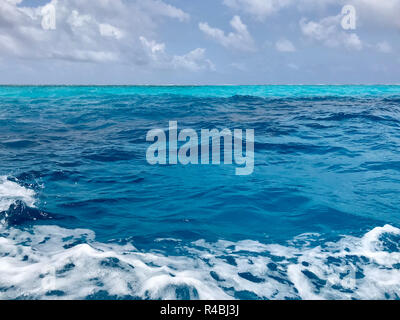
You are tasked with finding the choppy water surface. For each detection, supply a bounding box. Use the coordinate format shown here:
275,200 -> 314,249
1,86 -> 400,299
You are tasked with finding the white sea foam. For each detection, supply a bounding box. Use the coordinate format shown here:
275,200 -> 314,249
0,176 -> 36,212
0,223 -> 399,300
0,177 -> 400,300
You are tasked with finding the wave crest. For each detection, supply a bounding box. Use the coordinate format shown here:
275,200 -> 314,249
1,223 -> 400,300
0,177 -> 54,226
0,176 -> 36,212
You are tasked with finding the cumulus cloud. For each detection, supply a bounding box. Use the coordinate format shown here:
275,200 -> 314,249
140,36 -> 166,56
275,39 -> 296,52
223,0 -> 400,31
0,0 -> 210,71
140,36 -> 214,71
172,48 -> 215,72
300,15 -> 362,50
199,16 -> 255,51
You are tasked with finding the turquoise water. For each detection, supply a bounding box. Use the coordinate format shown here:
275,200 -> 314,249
1,86 -> 400,299
1,85 -> 400,98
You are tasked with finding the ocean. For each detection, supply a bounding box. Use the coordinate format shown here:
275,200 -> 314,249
1,85 -> 400,300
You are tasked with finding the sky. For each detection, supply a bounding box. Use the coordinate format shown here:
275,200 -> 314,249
0,0 -> 399,85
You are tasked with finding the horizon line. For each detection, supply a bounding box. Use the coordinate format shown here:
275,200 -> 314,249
1,84 -> 400,87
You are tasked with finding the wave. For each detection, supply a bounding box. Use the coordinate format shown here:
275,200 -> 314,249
1,177 -> 400,300
0,223 -> 399,300
0,177 -> 56,226
0,176 -> 36,213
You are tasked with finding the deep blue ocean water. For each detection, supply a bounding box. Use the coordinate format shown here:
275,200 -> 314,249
1,85 -> 400,299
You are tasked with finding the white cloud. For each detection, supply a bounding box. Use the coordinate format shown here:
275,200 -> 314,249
138,0 -> 190,22
51,50 -> 118,63
172,48 -> 215,72
199,16 -> 255,51
99,23 -> 124,40
344,33 -> 362,50
0,0 -> 205,70
223,0 -> 400,31
275,39 -> 296,52
140,36 -> 166,55
67,10 -> 91,28
300,15 -> 362,50
140,36 -> 214,71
